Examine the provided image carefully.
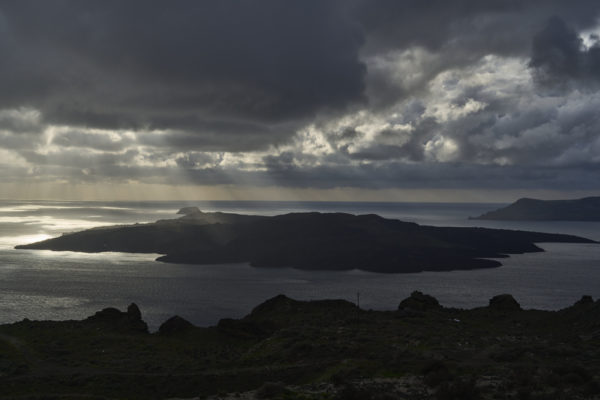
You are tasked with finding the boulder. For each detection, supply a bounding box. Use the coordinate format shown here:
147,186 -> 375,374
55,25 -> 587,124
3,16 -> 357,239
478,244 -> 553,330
488,294 -> 521,311
85,303 -> 148,333
158,315 -> 194,335
398,291 -> 441,312
127,303 -> 142,320
250,294 -> 297,317
573,295 -> 594,307
89,307 -> 122,321
563,295 -> 598,314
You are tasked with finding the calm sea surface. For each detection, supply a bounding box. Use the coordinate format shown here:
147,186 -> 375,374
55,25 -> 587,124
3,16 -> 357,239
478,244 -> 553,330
0,200 -> 599,330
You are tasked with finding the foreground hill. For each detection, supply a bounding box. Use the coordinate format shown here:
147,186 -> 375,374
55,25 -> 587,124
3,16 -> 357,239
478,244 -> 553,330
1,293 -> 599,399
16,208 -> 595,273
473,197 -> 600,221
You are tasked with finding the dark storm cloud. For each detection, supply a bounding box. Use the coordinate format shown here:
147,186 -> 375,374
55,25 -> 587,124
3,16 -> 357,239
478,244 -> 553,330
358,0 -> 600,55
2,1 -> 600,195
152,161 -> 600,192
529,17 -> 600,88
0,0 -> 366,147
1,0 -> 599,138
358,0 -> 600,109
136,119 -> 294,152
255,161 -> 600,191
3,1 -> 597,138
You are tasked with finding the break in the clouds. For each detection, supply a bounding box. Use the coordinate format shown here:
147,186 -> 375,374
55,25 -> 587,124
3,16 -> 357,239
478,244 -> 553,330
1,0 -> 600,199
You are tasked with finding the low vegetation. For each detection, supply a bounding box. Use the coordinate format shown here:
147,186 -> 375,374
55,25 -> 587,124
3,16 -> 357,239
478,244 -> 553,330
1,292 -> 599,399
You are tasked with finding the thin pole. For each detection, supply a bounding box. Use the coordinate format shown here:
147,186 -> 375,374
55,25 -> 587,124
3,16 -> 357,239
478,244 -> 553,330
355,291 -> 361,327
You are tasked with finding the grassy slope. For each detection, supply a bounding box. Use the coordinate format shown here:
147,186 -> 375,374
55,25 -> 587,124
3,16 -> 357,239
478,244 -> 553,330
1,294 -> 599,399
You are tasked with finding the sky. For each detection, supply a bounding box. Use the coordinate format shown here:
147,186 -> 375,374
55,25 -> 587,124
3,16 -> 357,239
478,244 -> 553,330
1,0 -> 600,202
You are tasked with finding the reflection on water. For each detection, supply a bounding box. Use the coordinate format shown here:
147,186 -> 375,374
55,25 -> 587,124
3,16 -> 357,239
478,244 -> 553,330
0,200 -> 598,330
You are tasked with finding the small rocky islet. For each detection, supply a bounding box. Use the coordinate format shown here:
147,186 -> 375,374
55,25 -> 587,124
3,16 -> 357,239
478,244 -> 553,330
1,293 -> 600,399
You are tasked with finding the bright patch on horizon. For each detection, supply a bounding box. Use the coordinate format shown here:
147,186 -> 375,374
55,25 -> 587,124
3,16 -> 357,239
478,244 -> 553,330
1,233 -> 53,248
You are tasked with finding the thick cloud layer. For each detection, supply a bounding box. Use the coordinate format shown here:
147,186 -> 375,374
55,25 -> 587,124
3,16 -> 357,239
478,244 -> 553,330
1,1 -> 600,198
530,16 -> 600,89
1,1 -> 365,135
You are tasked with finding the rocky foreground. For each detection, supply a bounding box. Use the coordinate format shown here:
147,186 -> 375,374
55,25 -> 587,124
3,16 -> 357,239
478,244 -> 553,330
16,208 -> 596,273
1,293 -> 600,399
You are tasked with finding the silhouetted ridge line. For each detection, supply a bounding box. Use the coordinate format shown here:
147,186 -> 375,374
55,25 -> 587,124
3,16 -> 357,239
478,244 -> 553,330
2,293 -> 600,398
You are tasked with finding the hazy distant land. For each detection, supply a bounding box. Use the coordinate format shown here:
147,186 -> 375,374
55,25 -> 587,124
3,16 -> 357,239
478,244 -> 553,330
473,197 -> 600,221
16,207 -> 595,273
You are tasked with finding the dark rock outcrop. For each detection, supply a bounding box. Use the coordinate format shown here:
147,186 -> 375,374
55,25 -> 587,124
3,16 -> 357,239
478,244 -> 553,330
488,294 -> 521,311
85,303 -> 148,333
398,291 -> 441,312
574,295 -> 594,307
127,303 -> 142,321
158,315 -> 194,335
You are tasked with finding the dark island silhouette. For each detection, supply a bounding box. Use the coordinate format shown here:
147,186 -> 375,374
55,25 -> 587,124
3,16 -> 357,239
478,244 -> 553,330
15,207 -> 596,273
473,196 -> 600,221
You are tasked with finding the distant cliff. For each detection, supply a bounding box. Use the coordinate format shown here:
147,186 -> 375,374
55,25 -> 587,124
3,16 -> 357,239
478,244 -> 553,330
16,208 -> 596,273
473,197 -> 600,221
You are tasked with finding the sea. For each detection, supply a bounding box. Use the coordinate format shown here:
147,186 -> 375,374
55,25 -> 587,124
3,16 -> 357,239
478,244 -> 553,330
0,200 -> 599,331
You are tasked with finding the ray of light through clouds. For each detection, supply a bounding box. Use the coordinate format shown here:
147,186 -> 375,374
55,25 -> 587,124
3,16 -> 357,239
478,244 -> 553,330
1,1 -> 600,201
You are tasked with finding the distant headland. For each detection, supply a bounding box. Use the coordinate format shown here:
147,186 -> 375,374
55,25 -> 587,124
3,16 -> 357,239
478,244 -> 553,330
472,196 -> 600,221
15,207 -> 596,273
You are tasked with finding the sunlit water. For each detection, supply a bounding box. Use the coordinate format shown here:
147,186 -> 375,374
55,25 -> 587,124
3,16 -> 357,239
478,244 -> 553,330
0,200 -> 599,330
